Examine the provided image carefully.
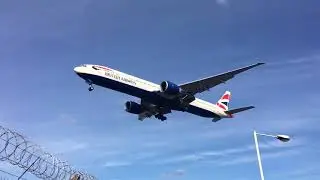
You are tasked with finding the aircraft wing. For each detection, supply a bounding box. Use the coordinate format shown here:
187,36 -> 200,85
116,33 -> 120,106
179,62 -> 265,95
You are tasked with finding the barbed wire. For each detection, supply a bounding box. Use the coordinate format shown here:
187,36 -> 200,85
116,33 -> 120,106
0,125 -> 97,180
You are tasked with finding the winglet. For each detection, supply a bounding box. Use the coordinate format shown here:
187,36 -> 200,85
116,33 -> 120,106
256,62 -> 265,66
244,62 -> 265,70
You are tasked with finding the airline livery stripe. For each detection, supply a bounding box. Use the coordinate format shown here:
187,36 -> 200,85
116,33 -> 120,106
217,103 -> 227,110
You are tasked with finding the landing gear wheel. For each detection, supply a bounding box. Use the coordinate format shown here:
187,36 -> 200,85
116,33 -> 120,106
88,86 -> 94,91
155,114 -> 167,121
160,116 -> 167,121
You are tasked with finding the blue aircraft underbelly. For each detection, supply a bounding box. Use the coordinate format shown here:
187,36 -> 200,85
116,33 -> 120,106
79,73 -> 215,118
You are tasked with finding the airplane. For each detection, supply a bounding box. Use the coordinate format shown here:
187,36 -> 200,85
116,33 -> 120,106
74,62 -> 264,122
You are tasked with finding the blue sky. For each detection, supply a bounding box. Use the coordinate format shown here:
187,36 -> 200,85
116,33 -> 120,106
0,0 -> 319,179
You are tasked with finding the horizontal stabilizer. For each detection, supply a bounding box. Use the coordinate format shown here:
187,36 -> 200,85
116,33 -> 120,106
225,106 -> 255,115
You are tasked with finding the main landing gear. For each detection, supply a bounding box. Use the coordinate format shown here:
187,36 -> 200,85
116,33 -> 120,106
155,114 -> 167,121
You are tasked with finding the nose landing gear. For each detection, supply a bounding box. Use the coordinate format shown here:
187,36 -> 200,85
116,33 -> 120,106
86,80 -> 94,91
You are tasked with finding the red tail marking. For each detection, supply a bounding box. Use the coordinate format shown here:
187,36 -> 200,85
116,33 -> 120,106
221,94 -> 230,100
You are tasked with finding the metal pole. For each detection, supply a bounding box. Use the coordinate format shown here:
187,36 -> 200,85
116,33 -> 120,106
254,130 -> 265,180
255,133 -> 276,138
18,156 -> 41,180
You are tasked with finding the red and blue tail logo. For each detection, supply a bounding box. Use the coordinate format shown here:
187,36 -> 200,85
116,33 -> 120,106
216,91 -> 231,111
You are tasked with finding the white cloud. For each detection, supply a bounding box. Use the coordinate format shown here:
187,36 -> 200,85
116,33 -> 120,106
216,0 -> 229,6
134,152 -> 159,160
58,113 -> 78,124
199,128 -> 238,139
217,149 -> 300,166
284,166 -> 320,177
163,169 -> 186,177
268,54 -> 320,67
142,141 -> 169,148
40,139 -> 88,155
103,161 -> 131,168
150,138 -> 305,165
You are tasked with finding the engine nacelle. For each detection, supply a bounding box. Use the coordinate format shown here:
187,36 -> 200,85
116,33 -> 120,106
160,81 -> 182,95
125,101 -> 142,114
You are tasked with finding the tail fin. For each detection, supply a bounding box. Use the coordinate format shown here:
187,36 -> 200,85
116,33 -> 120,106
216,91 -> 231,111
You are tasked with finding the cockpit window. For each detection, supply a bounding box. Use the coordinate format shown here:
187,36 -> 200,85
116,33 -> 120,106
92,66 -> 99,70
80,64 -> 87,67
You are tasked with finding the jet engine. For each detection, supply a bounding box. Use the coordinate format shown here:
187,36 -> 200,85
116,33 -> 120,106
160,81 -> 182,95
125,101 -> 142,114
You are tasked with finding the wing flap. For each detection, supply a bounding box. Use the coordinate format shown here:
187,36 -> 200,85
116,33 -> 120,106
179,62 -> 265,95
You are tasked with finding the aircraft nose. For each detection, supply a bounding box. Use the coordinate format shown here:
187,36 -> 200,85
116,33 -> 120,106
74,66 -> 81,73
